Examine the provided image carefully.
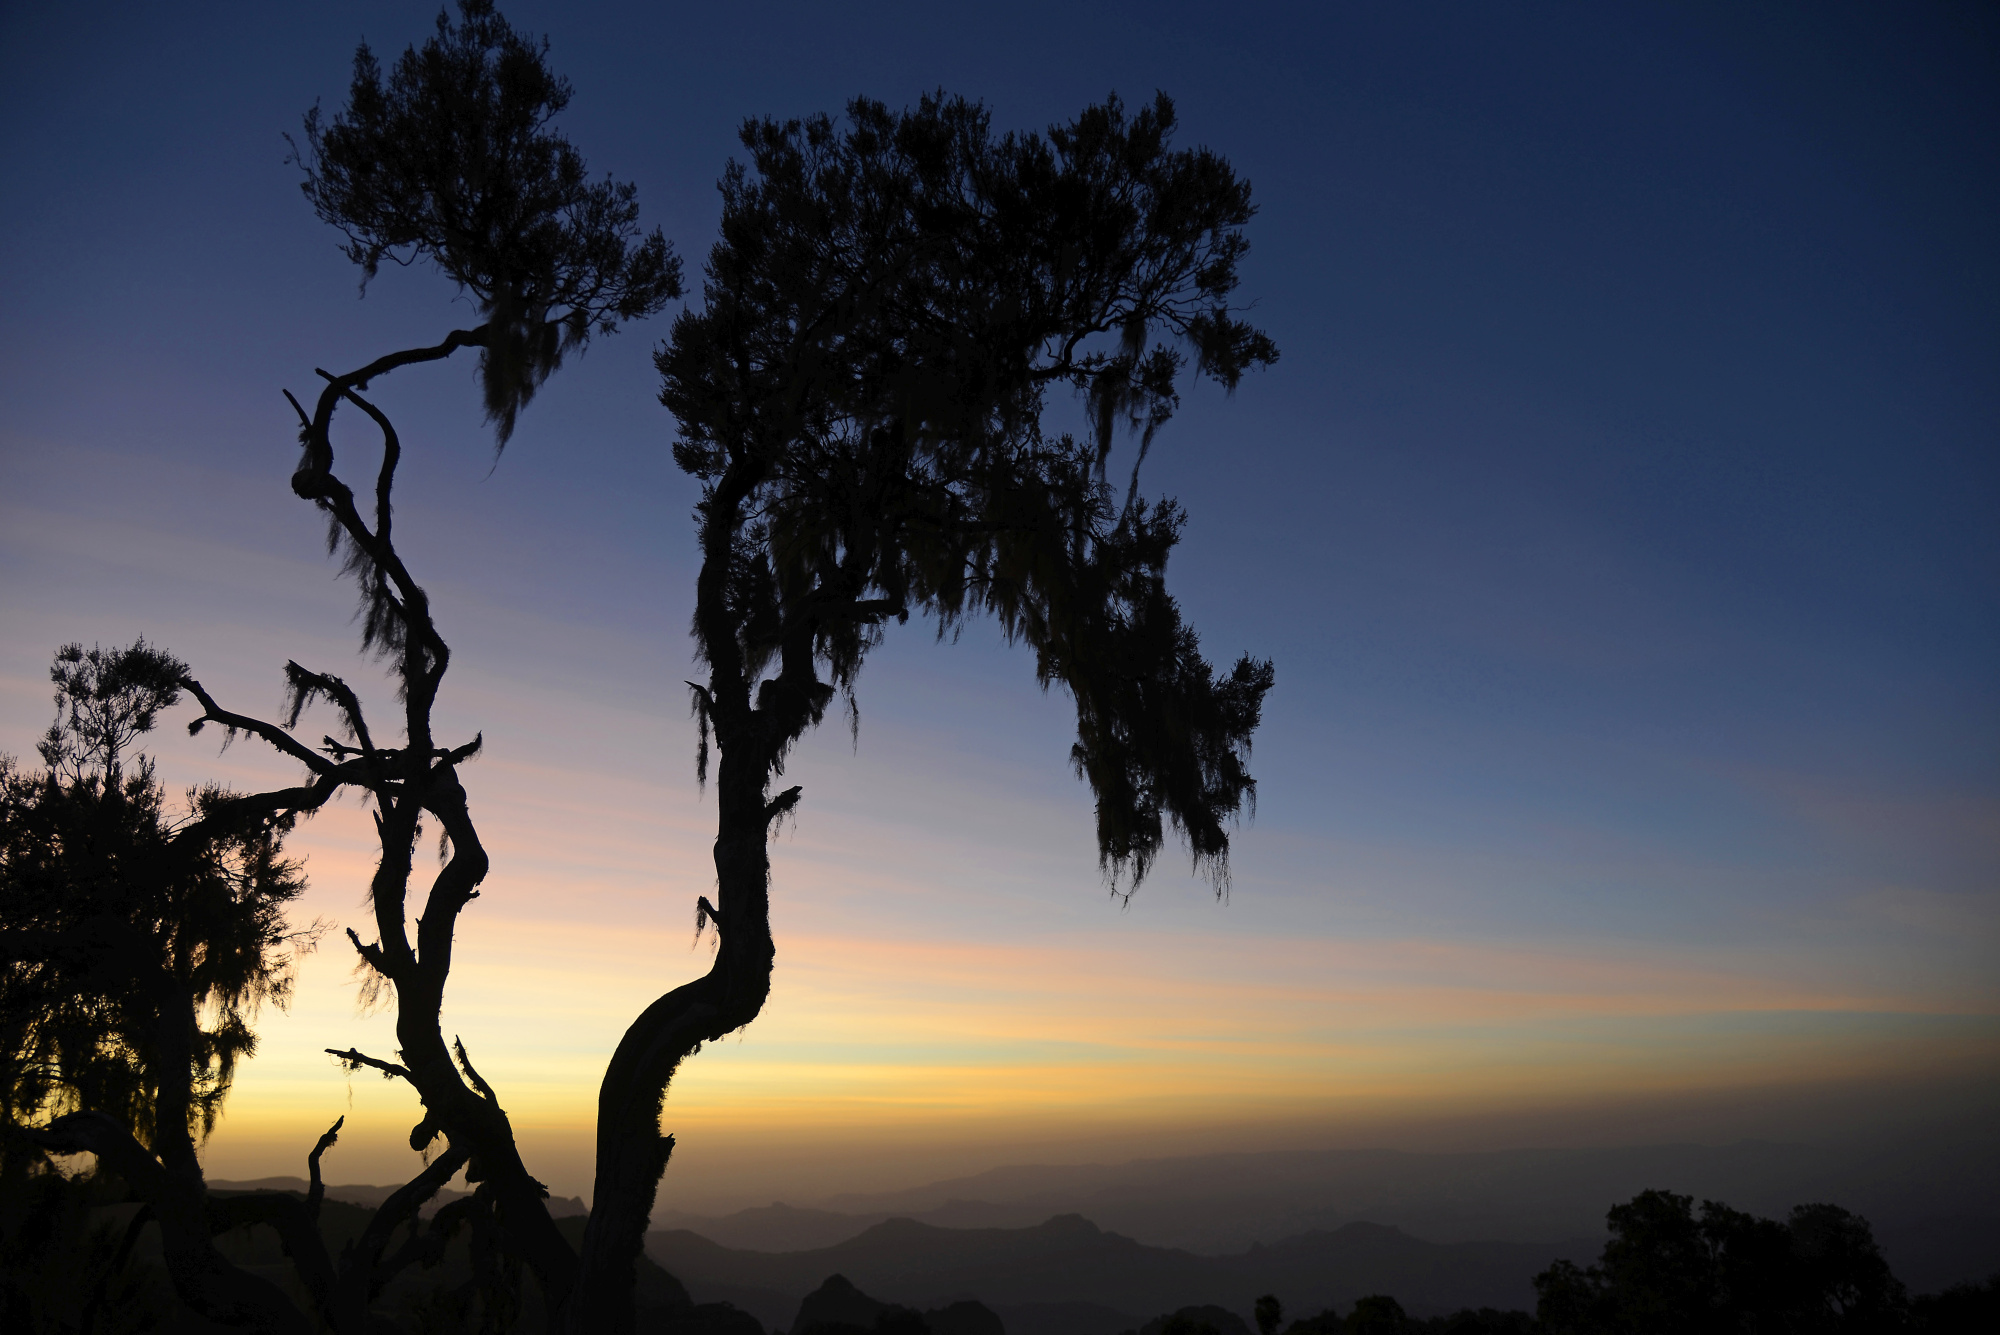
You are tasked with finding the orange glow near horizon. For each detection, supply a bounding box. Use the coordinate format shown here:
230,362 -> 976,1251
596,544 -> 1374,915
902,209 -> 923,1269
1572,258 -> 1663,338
188,792 -> 2000,1207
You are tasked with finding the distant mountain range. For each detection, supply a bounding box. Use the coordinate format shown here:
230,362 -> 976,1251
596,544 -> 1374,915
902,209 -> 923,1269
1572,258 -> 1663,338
650,1140 -> 2000,1294
645,1212 -> 1584,1331
213,1135 -> 2000,1328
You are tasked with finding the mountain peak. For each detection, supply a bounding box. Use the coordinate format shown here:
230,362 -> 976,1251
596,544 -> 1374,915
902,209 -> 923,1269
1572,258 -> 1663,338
1037,1214 -> 1103,1236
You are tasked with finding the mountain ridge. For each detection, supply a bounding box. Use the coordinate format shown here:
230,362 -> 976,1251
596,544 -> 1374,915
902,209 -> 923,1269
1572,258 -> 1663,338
645,1211 -> 1582,1330
655,1138 -> 2000,1290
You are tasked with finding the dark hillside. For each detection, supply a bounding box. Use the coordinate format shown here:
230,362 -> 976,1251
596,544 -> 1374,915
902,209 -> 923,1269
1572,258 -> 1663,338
655,1202 -> 897,1252
647,1214 -> 1577,1330
650,1215 -> 1208,1329
812,1140 -> 1997,1260
1212,1223 -> 1572,1316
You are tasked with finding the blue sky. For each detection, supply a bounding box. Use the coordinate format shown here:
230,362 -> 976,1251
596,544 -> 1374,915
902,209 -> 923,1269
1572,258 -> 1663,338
1,1 -> 1994,1203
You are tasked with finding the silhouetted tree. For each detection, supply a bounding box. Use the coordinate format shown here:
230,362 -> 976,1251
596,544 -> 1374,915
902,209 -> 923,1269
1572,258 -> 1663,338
1910,1275 -> 2000,1333
23,4 -> 677,1330
4,640 -> 322,1327
1535,1188 -> 1910,1334
1257,1294 -> 1285,1335
1279,1307 -> 1346,1335
1342,1295 -> 1411,1334
1150,1312 -> 1227,1335
1271,1300 -> 1411,1335
292,0 -> 677,445
17,3 -> 1274,1328
1414,1311 -> 1534,1334
241,3 -> 681,1327
581,89 -> 1276,1327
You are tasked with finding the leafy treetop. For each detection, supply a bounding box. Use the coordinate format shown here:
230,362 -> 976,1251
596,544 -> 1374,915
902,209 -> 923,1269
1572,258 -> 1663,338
293,0 -> 682,442
660,91 -> 1278,894
3,641 -> 315,1153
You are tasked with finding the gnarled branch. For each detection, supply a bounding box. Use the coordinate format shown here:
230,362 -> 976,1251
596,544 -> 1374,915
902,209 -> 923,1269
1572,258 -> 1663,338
179,676 -> 336,776
326,1046 -> 412,1082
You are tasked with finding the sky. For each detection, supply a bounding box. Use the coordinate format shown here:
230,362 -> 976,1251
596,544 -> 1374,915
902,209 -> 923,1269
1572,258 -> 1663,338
1,1 -> 1995,1209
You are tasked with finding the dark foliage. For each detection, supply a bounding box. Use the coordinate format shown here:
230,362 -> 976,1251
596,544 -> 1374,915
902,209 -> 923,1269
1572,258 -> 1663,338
293,0 -> 681,441
1196,1301 -> 1531,1335
35,639 -> 188,784
0,1164 -> 175,1332
1344,1297 -> 1410,1333
659,90 -> 1277,897
1535,1188 -> 1910,1333
2,643 -> 327,1331
1908,1276 -> 2000,1334
1160,1315 -> 1224,1335
1281,1309 -> 1346,1335
1279,1297 -> 1416,1335
1,641 -> 315,1152
1416,1311 -> 1536,1334
1261,1194 -> 1981,1335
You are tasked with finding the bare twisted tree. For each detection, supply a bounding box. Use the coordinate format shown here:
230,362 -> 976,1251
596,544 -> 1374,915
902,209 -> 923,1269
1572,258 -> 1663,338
6,641 -> 325,1331
27,3 -> 678,1329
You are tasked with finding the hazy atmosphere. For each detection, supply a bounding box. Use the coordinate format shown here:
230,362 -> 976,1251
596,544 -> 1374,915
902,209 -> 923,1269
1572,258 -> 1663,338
3,1 -> 1996,1329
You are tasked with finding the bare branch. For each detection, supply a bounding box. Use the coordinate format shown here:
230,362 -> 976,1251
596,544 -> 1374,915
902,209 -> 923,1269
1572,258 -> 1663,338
340,1143 -> 472,1302
345,926 -> 392,979
179,675 -> 336,775
373,1195 -> 471,1294
29,1111 -> 170,1198
169,772 -> 343,851
454,1036 -> 498,1105
326,1047 -> 412,1081
302,328 -> 488,475
281,661 -> 378,757
764,785 -> 802,825
335,383 -> 403,543
306,1115 -> 343,1220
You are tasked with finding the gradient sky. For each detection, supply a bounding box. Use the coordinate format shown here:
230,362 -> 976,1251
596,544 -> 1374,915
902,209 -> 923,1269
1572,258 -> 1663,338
2,1 -> 1995,1208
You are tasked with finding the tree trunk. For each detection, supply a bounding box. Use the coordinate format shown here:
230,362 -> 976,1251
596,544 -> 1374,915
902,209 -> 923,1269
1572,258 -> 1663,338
569,739 -> 777,1333
376,778 -> 582,1322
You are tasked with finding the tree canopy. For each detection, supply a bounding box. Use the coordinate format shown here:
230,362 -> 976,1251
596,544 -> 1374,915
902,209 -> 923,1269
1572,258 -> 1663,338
1535,1189 -> 1912,1333
572,84 -> 1279,1331
2,641 -> 315,1154
659,90 -> 1277,895
292,0 -> 680,442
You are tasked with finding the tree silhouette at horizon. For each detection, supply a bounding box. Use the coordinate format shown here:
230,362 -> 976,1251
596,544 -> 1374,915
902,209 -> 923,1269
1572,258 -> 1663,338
23,3 -> 679,1328
4,643 -> 323,1325
599,80 -> 1277,1329
7,2 -> 1275,1328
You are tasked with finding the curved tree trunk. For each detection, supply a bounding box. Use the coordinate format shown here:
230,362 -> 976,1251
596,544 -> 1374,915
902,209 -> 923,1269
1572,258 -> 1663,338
383,776 -> 581,1313
571,738 -> 778,1333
